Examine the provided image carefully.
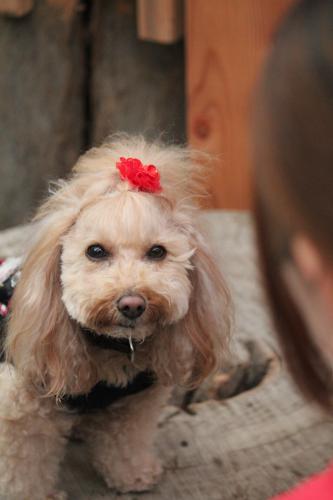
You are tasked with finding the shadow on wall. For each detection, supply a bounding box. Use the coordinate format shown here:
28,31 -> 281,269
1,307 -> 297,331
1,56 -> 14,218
0,0 -> 185,230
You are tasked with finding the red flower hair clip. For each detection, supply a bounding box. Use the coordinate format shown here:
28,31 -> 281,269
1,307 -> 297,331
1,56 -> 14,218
116,157 -> 162,193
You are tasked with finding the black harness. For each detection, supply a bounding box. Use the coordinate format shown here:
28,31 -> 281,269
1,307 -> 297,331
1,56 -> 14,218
0,259 -> 155,413
62,371 -> 155,413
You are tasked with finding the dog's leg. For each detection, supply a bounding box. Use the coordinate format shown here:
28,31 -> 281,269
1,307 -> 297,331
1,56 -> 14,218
81,383 -> 171,493
0,363 -> 75,500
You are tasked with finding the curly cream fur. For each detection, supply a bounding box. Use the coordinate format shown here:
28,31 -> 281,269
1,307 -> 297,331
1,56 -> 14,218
0,135 -> 231,498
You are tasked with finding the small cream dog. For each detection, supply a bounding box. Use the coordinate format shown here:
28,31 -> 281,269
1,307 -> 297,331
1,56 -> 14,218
0,135 -> 230,499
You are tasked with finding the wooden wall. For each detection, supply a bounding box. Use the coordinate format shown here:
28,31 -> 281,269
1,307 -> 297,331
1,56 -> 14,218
0,0 -> 185,230
91,0 -> 185,146
0,0 -> 84,229
0,0 -> 299,229
186,0 -> 296,209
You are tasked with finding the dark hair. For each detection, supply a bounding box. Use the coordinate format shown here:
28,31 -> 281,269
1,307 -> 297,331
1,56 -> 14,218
253,0 -> 333,409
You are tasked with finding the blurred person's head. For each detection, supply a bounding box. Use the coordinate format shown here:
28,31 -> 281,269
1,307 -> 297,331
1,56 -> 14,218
253,0 -> 333,409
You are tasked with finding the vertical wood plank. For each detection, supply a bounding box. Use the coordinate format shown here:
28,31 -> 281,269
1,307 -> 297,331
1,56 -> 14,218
0,0 -> 84,229
186,0 -> 296,209
91,0 -> 185,145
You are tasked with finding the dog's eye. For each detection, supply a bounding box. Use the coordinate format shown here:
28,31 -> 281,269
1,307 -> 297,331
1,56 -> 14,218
146,245 -> 167,260
86,244 -> 109,261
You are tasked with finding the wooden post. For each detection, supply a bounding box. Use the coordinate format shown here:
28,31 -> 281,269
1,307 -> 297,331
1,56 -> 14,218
186,0 -> 296,209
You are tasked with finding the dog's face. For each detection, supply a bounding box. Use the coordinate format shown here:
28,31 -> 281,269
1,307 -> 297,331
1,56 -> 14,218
6,136 -> 231,396
61,190 -> 194,341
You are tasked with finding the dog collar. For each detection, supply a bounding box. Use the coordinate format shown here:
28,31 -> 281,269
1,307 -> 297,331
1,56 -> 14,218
80,327 -> 140,360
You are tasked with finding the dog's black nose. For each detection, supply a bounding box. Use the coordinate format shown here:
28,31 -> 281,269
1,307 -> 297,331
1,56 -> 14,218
117,295 -> 146,320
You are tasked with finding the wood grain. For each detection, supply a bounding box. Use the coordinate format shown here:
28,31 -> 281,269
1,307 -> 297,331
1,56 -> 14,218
186,0 -> 296,209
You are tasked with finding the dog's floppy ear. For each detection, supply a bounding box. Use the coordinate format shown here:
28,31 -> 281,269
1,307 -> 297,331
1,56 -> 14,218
153,228 -> 231,387
5,188 -> 97,399
182,230 -> 231,385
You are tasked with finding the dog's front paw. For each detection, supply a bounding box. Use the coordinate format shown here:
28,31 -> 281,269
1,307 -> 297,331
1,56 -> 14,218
106,455 -> 162,493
